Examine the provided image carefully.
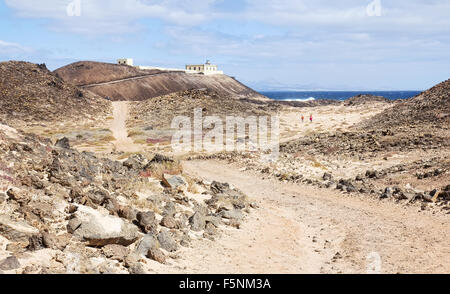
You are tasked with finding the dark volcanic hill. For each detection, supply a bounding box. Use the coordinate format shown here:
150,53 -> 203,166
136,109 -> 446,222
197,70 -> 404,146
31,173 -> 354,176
54,61 -> 161,86
343,94 -> 391,106
363,79 -> 450,129
0,61 -> 110,125
54,61 -> 267,102
128,88 -> 280,129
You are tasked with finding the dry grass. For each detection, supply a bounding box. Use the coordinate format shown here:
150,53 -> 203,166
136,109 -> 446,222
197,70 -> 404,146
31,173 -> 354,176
185,176 -> 201,194
133,139 -> 148,145
116,152 -> 140,160
101,135 -> 116,142
128,130 -> 145,138
130,198 -> 162,214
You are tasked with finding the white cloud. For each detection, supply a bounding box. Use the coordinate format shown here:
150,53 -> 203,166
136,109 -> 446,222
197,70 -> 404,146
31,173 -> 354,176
0,40 -> 32,56
5,0 -> 220,34
3,0 -> 449,89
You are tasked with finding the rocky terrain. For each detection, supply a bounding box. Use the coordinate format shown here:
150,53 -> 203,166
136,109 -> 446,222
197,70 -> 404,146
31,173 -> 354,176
343,94 -> 392,106
188,83 -> 449,214
0,124 -> 254,274
128,88 -> 280,129
55,61 -> 267,102
0,61 -> 111,128
364,79 -> 450,129
54,61 -> 161,86
1,59 -> 448,274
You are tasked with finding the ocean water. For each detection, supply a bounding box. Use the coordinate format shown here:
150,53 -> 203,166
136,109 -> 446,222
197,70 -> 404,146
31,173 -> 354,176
260,91 -> 422,102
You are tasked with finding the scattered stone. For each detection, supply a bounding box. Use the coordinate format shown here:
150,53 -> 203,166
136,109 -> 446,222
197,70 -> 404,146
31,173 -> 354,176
55,137 -> 70,149
118,206 -> 138,222
149,154 -> 174,164
228,219 -> 241,229
189,212 -> 206,232
67,218 -> 82,234
162,174 -> 187,191
27,234 -> 44,251
322,173 -> 333,181
380,187 -> 392,199
365,170 -> 378,179
162,201 -> 177,216
205,215 -> 222,228
220,209 -> 244,221
438,185 -> 450,200
157,230 -> 179,252
136,211 -> 158,234
135,233 -> 159,257
332,252 -> 343,262
146,248 -> 166,264
124,254 -> 146,274
123,154 -> 147,171
210,181 -> 230,194
70,206 -> 139,247
160,215 -> 178,229
0,215 -> 39,243
102,244 -> 129,262
42,233 -> 71,251
0,256 -> 21,271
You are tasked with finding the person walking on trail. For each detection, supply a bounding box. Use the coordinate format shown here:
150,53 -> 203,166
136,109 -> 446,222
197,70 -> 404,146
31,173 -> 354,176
310,114 -> 313,123
301,115 -> 305,123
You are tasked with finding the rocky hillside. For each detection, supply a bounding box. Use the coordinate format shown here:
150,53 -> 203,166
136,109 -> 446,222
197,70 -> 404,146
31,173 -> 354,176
128,89 -> 280,129
54,61 -> 267,101
0,124 -> 253,274
364,79 -> 450,129
343,94 -> 391,106
54,61 -> 160,86
0,61 -> 110,126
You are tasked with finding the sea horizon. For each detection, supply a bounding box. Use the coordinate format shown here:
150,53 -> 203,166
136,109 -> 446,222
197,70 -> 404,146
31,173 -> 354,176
260,90 -> 423,102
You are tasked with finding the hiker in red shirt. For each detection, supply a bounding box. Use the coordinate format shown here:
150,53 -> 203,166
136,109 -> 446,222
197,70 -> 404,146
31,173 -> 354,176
310,114 -> 313,122
301,115 -> 304,123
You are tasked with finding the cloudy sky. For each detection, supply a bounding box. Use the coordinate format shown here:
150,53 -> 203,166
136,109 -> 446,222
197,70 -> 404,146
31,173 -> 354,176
0,0 -> 449,90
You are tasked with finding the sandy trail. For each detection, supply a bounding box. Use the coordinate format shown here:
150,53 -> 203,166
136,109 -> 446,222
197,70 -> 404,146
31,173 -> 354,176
151,160 -> 449,274
108,101 -> 448,274
111,101 -> 142,153
278,103 -> 390,143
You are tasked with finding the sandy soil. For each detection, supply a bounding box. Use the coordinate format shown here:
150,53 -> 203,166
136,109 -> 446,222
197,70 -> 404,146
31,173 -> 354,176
101,100 -> 449,274
111,101 -> 142,153
278,102 -> 390,143
146,160 -> 449,274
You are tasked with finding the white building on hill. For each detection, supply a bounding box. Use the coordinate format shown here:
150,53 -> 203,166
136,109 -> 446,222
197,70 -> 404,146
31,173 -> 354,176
116,58 -> 223,75
186,60 -> 223,75
117,58 -> 134,66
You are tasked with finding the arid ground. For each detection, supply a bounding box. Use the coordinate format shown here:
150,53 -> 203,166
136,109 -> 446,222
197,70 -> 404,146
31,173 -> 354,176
0,61 -> 448,274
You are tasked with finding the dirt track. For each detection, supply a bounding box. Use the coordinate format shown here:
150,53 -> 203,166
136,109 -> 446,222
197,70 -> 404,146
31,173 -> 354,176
111,101 -> 141,153
108,98 -> 449,274
171,160 -> 449,274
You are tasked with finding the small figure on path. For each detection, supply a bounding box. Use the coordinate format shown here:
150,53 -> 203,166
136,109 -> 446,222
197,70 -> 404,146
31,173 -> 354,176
301,115 -> 305,123
310,114 -> 313,123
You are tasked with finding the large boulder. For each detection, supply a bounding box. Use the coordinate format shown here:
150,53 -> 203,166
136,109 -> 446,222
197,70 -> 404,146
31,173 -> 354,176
162,174 -> 187,191
69,206 -> 140,247
0,215 -> 39,244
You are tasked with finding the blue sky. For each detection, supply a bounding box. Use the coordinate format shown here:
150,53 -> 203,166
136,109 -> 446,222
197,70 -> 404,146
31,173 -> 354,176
0,0 -> 449,90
